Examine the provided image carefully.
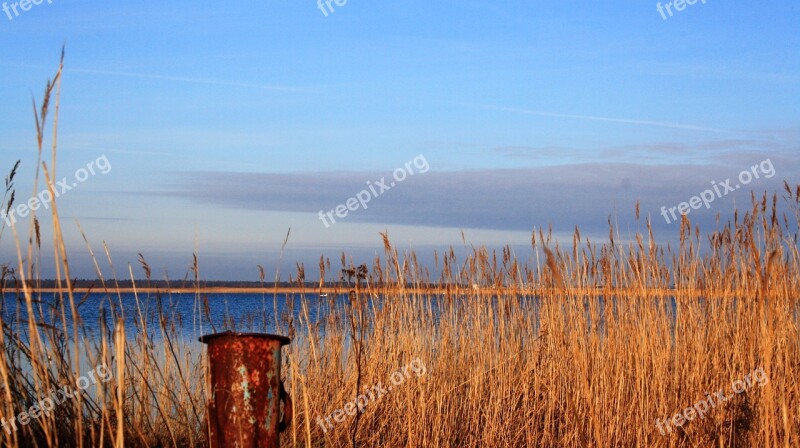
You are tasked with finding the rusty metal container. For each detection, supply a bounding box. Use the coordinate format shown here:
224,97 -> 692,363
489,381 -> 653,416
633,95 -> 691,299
200,331 -> 292,448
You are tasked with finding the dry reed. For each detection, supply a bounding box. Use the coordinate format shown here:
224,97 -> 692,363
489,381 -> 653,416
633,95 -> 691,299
0,56 -> 798,448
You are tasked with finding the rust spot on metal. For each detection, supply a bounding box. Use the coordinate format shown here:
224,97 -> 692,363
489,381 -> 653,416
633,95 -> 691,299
200,332 -> 292,448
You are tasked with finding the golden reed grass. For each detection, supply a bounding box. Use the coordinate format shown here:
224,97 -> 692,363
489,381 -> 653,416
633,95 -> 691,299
0,55 -> 798,447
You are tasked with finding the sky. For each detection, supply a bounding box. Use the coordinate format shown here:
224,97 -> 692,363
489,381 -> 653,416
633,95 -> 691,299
0,0 -> 798,280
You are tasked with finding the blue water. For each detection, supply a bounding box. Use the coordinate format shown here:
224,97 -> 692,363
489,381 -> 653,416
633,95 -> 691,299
3,292 -> 727,349
0,292 -> 344,343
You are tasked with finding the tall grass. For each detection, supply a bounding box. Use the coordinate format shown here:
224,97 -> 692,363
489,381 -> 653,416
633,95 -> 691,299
0,58 -> 798,447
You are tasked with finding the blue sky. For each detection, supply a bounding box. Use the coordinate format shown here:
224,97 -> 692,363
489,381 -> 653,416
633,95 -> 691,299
0,0 -> 798,280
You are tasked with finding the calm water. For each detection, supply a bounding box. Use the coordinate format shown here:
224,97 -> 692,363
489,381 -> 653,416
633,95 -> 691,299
0,292 -> 343,343
5,292 -> 758,349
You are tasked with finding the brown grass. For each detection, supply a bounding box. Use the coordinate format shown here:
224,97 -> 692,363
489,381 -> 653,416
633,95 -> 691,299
0,56 -> 798,447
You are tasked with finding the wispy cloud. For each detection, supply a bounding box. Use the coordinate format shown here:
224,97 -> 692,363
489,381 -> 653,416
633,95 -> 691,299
490,130 -> 799,165
66,216 -> 133,222
68,68 -> 309,92
629,61 -> 800,84
465,103 -> 764,135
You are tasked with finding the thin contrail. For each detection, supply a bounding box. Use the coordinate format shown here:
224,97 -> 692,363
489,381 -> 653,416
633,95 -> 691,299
468,103 -> 757,135
0,60 -> 308,92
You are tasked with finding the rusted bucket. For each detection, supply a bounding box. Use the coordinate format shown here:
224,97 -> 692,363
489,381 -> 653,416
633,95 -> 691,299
200,331 -> 292,448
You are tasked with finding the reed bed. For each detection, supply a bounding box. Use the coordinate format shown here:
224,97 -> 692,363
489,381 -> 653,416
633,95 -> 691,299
0,58 -> 798,447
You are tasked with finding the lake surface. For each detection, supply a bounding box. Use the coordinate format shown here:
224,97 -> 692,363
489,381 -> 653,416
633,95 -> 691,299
0,292 -> 343,344
3,292 -> 741,349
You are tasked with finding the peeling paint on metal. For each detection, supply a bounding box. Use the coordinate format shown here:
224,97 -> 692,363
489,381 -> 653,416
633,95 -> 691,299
200,332 -> 292,448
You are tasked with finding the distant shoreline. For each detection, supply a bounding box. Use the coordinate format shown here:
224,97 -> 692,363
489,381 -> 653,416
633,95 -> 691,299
14,286 -> 683,295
